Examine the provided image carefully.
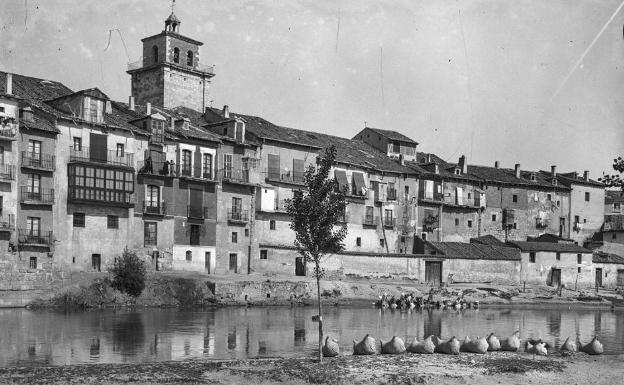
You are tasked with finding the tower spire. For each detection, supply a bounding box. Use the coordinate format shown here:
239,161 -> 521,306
165,0 -> 180,32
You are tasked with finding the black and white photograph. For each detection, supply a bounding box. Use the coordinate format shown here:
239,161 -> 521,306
0,0 -> 623,383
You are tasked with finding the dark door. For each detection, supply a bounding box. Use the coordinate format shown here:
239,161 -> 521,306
551,268 -> 561,287
205,252 -> 211,274
89,133 -> 108,163
190,224 -> 200,245
189,188 -> 203,218
229,253 -> 237,273
559,217 -> 566,237
425,261 -> 442,285
295,257 -> 306,276
91,254 -> 101,272
595,268 -> 603,288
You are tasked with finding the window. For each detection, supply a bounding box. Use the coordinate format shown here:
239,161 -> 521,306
613,233 -> 617,240
384,209 -> 393,226
513,222 -> 517,229
27,173 -> 41,194
187,50 -> 193,66
492,214 -> 497,222
173,47 -> 180,63
116,143 -> 124,158
467,220 -> 473,228
529,252 -> 536,263
380,239 -> 385,248
29,257 -> 37,269
231,232 -> 238,243
146,185 -> 160,208
73,137 -> 82,151
556,252 -> 561,261
190,224 -> 200,245
152,45 -> 158,63
26,217 -> 40,236
181,150 -> 192,175
202,153 -> 212,178
615,203 -> 621,211
186,250 -> 192,261
547,194 -> 552,201
232,197 -> 242,215
28,140 -> 41,160
583,218 -> 587,223
356,237 -> 361,247
223,154 -> 233,178
467,192 -> 472,199
404,186 -> 409,196
69,165 -> 133,204
577,254 -> 582,264
455,218 -> 459,226
556,200 -> 560,207
73,213 -> 85,227
512,194 -> 518,203
585,192 -> 590,201
92,254 -> 101,272
144,222 -> 157,246
107,215 -> 118,229
578,267 -> 581,273
260,250 -> 268,260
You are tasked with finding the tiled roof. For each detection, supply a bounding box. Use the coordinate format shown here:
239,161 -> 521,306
603,215 -> 624,231
470,235 -> 506,247
467,165 -> 568,190
592,251 -> 624,264
20,109 -> 58,133
205,108 -> 415,174
529,233 -> 575,243
364,127 -> 418,144
555,172 -> 604,188
506,241 -> 591,253
428,241 -> 520,261
606,190 -> 624,204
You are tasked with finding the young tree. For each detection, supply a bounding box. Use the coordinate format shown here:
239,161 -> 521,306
286,145 -> 347,362
109,248 -> 147,298
599,156 -> 624,192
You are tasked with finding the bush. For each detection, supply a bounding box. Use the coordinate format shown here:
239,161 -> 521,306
109,248 -> 147,297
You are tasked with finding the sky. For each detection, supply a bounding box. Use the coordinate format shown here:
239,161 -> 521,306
1,0 -> 623,178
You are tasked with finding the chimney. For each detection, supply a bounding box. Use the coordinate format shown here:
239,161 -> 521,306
399,154 -> 404,166
223,105 -> 229,119
494,161 -> 500,169
458,155 -> 467,174
583,170 -> 589,181
128,96 -> 135,111
146,102 -> 151,116
551,165 -> 557,178
514,163 -> 521,179
426,154 -> 432,163
170,116 -> 175,131
6,73 -> 12,95
434,164 -> 439,174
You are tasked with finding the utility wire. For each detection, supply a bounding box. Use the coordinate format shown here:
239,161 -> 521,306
458,8 -> 477,161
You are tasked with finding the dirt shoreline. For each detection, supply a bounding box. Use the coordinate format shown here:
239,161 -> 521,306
1,352 -> 622,384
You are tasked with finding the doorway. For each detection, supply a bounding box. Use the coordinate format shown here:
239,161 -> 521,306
91,254 -> 101,272
229,253 -> 237,273
295,257 -> 306,276
205,252 -> 211,274
550,268 -> 561,287
595,268 -> 603,288
559,217 -> 566,237
425,261 -> 442,286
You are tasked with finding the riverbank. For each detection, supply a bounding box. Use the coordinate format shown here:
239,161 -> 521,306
1,352 -> 622,384
22,271 -> 623,309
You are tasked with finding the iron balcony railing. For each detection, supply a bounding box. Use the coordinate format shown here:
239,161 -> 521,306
0,123 -> 17,139
18,229 -> 53,246
187,205 -> 209,219
21,152 -> 55,171
220,168 -> 250,184
69,147 -> 134,167
420,191 -> 444,201
227,209 -> 249,222
177,165 -> 214,180
266,168 -> 305,184
143,201 -> 166,215
0,164 -> 15,180
137,160 -> 175,176
0,214 -> 15,230
20,187 -> 55,204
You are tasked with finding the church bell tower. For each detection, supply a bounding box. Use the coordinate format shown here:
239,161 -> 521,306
127,7 -> 215,112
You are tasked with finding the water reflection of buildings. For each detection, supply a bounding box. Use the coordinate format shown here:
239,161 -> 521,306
1,307 -> 624,366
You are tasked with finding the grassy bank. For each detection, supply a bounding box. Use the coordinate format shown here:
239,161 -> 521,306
25,272 -> 622,310
1,352 -> 622,384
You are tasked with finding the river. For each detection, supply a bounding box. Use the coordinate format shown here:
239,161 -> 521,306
0,306 -> 622,366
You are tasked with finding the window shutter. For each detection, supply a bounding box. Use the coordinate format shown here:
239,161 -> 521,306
89,133 -> 107,163
267,154 -> 280,180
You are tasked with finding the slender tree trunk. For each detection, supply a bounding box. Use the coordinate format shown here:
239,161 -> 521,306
316,260 -> 323,362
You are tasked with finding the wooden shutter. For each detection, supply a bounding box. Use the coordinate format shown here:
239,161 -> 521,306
268,154 -> 280,180
89,133 -> 107,162
194,147 -> 202,177
293,159 -> 305,183
189,188 -> 203,218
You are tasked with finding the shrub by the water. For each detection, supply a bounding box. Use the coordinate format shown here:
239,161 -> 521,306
110,249 -> 147,297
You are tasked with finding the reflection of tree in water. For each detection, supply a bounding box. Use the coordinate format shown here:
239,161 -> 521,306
547,311 -> 562,338
294,316 -> 306,347
112,313 -> 145,356
423,310 -> 441,338
90,337 -> 100,357
227,327 -> 237,350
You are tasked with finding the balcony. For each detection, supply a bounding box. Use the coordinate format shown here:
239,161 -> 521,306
0,122 -> 17,140
383,217 -> 396,228
150,132 -> 165,145
177,165 -> 215,181
0,164 -> 15,181
363,214 -> 377,227
220,168 -> 251,185
143,201 -> 167,216
187,205 -> 209,220
20,187 -> 54,205
227,209 -> 249,223
21,152 -> 55,171
137,160 -> 176,177
0,214 -> 15,231
18,230 -> 53,247
419,191 -> 444,202
266,168 -> 305,185
68,187 -> 134,207
127,57 -> 215,76
69,147 -> 134,168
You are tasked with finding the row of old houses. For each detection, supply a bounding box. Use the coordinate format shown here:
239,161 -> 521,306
0,11 -> 621,307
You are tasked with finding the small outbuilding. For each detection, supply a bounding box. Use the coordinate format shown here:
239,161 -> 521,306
592,251 -> 624,290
